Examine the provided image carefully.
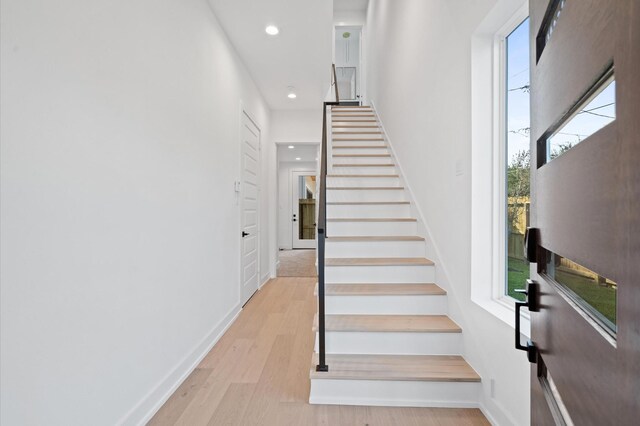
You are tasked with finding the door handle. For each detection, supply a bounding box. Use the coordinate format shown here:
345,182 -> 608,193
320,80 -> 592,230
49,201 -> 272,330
524,227 -> 539,263
515,279 -> 540,363
242,231 -> 250,237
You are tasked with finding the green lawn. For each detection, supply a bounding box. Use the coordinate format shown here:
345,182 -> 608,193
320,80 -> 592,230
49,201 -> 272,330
554,269 -> 616,326
507,257 -> 529,301
507,257 -> 616,327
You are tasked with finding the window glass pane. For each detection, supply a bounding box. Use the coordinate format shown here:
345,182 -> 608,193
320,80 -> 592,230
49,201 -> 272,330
545,252 -> 617,333
298,176 -> 316,240
506,18 -> 531,301
546,77 -> 616,162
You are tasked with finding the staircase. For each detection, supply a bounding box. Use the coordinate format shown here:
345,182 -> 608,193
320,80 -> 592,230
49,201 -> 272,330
309,105 -> 481,407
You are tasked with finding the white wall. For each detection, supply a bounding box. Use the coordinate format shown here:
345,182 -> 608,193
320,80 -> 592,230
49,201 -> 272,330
364,1 -> 530,424
0,0 -> 270,424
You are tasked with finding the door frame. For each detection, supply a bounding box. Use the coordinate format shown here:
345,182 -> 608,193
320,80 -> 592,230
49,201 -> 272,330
334,24 -> 363,104
239,107 -> 261,305
275,141 -> 320,252
290,169 -> 317,249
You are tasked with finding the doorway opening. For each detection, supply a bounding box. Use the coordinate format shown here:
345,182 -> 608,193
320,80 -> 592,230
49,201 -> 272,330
334,25 -> 362,105
276,143 -> 319,277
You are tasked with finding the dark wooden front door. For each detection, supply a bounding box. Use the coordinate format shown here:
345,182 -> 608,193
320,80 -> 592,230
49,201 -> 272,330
528,0 -> 639,424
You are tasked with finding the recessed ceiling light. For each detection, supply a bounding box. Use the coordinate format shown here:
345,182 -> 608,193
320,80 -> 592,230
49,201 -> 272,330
265,25 -> 279,35
288,145 -> 295,149
287,93 -> 297,99
287,86 -> 296,99
295,157 -> 301,161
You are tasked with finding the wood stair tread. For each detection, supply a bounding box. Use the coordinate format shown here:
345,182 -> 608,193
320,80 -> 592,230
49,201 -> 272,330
331,118 -> 378,123
327,186 -> 403,190
333,138 -> 384,141
327,201 -> 410,205
333,131 -> 383,134
327,218 -> 416,222
333,164 -> 394,167
327,236 -> 424,241
309,354 -> 480,382
326,257 -> 435,266
322,283 -> 446,296
332,146 -> 388,149
327,174 -> 399,177
312,314 -> 460,333
333,154 -> 391,157
331,115 -> 376,118
332,125 -> 379,128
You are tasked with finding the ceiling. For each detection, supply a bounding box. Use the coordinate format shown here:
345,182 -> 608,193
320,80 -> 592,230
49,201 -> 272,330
277,143 -> 319,162
334,0 -> 369,12
208,0 -> 333,110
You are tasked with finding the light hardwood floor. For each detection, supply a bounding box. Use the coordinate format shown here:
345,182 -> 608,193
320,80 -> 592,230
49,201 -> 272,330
149,277 -> 489,425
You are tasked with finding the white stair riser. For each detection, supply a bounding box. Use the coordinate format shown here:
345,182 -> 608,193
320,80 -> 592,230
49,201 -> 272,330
333,142 -> 387,149
332,156 -> 393,165
332,134 -> 383,141
326,240 -> 425,257
331,122 -> 380,130
316,331 -> 460,355
327,176 -> 400,187
331,113 -> 374,116
327,189 -> 406,202
324,294 -> 447,315
332,148 -> 389,155
309,379 -> 480,408
332,125 -> 380,130
330,166 -> 397,175
327,203 -> 410,218
332,109 -> 373,112
328,221 -> 417,236
325,265 -> 435,283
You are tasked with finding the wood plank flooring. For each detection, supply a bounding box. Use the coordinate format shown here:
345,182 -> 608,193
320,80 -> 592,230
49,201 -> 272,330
148,277 -> 489,425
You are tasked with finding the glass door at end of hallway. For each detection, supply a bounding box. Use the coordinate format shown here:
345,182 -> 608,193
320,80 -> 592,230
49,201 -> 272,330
291,171 -> 317,249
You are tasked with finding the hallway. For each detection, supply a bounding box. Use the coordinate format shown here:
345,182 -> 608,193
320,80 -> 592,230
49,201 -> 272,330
277,249 -> 317,277
149,277 -> 489,425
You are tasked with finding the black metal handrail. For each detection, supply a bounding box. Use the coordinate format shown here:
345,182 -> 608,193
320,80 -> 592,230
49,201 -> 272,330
316,65 -> 340,372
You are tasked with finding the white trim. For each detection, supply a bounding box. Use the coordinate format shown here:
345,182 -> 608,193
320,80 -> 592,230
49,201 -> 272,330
118,304 -> 241,425
309,396 -> 480,408
470,1 -> 531,336
261,273 -> 271,288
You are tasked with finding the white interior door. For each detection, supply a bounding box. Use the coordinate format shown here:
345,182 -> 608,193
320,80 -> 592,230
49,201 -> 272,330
240,112 -> 260,305
291,170 -> 316,249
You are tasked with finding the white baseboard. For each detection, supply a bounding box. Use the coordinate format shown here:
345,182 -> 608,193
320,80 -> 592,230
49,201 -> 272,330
117,303 -> 241,425
261,273 -> 271,287
309,396 -> 480,408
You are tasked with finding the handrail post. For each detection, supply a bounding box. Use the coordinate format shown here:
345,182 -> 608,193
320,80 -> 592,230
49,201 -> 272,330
316,102 -> 329,372
316,227 -> 328,371
316,65 -> 340,373
332,64 -> 339,103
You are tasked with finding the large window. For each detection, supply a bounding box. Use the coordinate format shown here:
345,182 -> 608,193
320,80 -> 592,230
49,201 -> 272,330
505,18 -> 530,301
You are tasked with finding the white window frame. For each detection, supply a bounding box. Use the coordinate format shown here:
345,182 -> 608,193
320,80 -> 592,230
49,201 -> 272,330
470,1 -> 530,335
